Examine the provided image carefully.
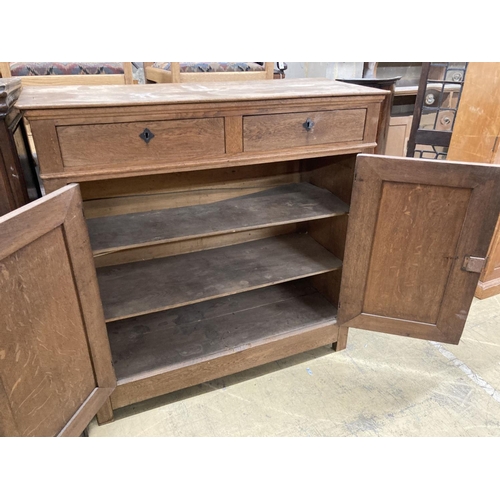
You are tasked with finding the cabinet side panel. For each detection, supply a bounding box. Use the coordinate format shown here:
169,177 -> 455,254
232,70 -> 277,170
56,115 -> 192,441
479,216 -> 500,283
303,155 -> 355,309
447,62 -> 500,164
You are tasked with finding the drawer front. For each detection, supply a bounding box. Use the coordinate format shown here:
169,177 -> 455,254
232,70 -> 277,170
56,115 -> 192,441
243,109 -> 367,152
57,118 -> 225,169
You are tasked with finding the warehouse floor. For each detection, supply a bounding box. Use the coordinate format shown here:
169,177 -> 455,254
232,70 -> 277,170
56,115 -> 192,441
88,294 -> 500,437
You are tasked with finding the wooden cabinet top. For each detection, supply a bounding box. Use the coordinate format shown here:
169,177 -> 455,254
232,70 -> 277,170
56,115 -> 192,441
15,78 -> 388,110
18,78 -> 387,190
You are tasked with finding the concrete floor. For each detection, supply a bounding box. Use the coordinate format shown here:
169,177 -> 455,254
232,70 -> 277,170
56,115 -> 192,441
88,294 -> 500,437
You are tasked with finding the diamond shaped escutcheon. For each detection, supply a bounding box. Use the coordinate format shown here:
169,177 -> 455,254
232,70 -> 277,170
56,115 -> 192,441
139,128 -> 155,144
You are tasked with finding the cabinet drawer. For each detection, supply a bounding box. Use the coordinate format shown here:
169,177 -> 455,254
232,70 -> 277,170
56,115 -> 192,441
57,117 -> 225,169
243,109 -> 367,152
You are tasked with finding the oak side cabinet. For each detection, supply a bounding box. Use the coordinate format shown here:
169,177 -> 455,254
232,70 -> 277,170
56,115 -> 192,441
2,79 -> 500,437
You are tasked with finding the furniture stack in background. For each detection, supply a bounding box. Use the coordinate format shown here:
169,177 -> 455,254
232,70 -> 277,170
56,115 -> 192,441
0,62 -> 135,85
143,62 -> 280,83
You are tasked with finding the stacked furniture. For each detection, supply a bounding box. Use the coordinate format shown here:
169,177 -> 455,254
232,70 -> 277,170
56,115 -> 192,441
0,62 -> 135,85
144,62 -> 275,83
0,78 -> 39,215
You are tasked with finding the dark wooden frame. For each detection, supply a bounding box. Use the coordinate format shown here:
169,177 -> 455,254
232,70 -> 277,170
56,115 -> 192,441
0,78 -> 40,215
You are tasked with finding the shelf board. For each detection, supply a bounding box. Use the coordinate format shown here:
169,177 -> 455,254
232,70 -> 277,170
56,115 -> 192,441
88,183 -> 349,255
97,232 -> 342,322
107,281 -> 338,385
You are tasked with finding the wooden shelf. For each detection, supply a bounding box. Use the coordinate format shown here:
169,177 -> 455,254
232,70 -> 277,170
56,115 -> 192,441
88,183 -> 349,255
107,281 -> 338,385
97,232 -> 342,322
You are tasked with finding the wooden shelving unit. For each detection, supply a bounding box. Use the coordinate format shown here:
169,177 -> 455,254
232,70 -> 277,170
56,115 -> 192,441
4,79 -> 500,435
86,158 -> 354,407
97,232 -> 342,322
107,281 -> 338,406
87,182 -> 349,254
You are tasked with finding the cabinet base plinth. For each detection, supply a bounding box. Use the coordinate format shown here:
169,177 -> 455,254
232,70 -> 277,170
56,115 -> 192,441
475,277 -> 500,300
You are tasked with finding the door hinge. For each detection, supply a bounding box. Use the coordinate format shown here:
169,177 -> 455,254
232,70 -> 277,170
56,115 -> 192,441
462,255 -> 486,274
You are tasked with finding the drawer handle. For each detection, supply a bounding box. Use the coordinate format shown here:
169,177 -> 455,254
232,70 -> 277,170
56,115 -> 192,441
303,118 -> 315,131
139,128 -> 155,144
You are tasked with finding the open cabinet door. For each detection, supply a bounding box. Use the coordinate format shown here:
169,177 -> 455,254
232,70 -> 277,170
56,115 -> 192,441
0,185 -> 115,436
338,154 -> 500,344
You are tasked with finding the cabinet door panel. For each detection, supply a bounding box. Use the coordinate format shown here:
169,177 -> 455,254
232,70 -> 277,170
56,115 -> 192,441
0,185 -> 115,436
338,154 -> 500,344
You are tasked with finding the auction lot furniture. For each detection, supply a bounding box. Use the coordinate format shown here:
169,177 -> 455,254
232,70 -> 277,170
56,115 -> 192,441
2,78 -> 499,436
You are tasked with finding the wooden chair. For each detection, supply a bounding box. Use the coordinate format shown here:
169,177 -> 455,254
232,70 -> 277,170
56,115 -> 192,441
144,62 -> 275,84
0,62 -> 135,85
0,63 -> 134,165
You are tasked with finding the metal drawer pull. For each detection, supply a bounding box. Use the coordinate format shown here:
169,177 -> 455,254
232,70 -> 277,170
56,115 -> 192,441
303,118 -> 314,131
139,128 -> 155,144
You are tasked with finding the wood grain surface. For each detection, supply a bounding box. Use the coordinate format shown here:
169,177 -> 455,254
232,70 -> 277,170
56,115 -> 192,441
39,142 -> 377,188
81,160 -> 301,217
338,154 -> 500,344
111,322 -> 337,410
108,279 -> 339,409
97,233 -> 342,322
447,63 -> 500,300
475,216 -> 500,298
0,184 -> 115,436
16,78 -> 388,110
107,281 -> 338,382
58,117 -> 225,169
363,182 -> 471,324
88,183 -> 349,254
0,229 -> 96,436
243,109 -> 366,152
448,63 -> 500,164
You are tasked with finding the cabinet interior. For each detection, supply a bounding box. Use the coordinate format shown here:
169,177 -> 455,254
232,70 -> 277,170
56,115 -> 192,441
78,154 -> 355,405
